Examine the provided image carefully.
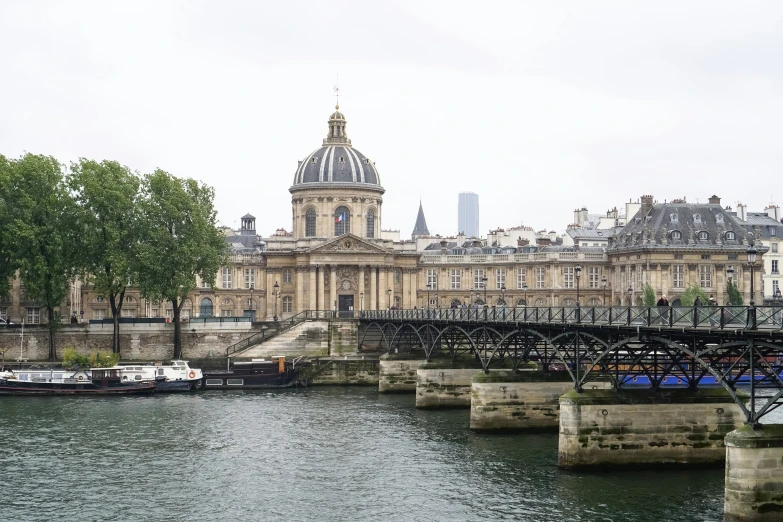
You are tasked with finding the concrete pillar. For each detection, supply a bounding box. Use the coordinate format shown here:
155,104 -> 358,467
379,267 -> 388,309
309,267 -> 317,311
317,267 -> 325,311
470,370 -> 609,431
378,354 -> 423,393
330,265 -> 337,311
558,388 -> 744,469
402,270 -> 411,309
369,266 -> 377,311
416,361 -> 484,409
358,265 -> 365,311
724,425 -> 783,521
295,267 -> 305,313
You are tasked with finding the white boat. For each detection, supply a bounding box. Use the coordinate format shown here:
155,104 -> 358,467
5,368 -> 91,384
117,360 -> 203,392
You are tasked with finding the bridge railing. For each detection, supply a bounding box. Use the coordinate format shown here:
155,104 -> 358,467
360,305 -> 783,330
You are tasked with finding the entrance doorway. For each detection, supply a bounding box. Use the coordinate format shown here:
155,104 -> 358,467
338,295 -> 354,318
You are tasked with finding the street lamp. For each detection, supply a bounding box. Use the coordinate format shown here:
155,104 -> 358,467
575,265 -> 582,322
748,244 -> 758,329
387,288 -> 392,310
426,283 -> 432,309
273,281 -> 279,321
522,283 -> 527,307
601,275 -> 607,306
360,291 -> 364,311
500,284 -> 506,306
481,276 -> 488,307
627,286 -> 633,306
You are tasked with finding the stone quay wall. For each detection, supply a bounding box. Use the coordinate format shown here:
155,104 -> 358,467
558,388 -> 744,469
724,424 -> 783,521
302,357 -> 380,386
470,371 -> 609,431
378,354 -> 423,393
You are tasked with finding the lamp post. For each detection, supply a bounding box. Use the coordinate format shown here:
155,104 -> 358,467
481,276 -> 488,307
575,265 -> 582,322
360,291 -> 364,312
522,283 -> 527,307
627,286 -> 633,306
601,275 -> 607,306
387,288 -> 392,310
273,281 -> 279,321
748,245 -> 757,329
426,283 -> 432,309
500,284 -> 506,306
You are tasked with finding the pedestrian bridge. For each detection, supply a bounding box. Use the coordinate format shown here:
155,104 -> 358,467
359,305 -> 783,424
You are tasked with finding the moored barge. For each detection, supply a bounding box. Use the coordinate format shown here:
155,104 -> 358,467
0,367 -> 156,396
201,356 -> 307,390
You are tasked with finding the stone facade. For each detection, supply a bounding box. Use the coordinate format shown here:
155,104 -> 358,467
415,361 -> 484,409
378,354 -> 422,393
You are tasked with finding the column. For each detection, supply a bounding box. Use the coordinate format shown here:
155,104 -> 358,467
410,270 -> 417,308
358,265 -> 365,311
402,270 -> 411,309
330,265 -> 337,311
369,265 -> 377,311
318,267 -> 325,311
309,267 -> 317,310
265,270 -> 276,321
295,267 -> 305,313
379,267 -> 388,309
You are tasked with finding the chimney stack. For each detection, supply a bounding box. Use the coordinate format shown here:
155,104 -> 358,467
640,194 -> 654,216
708,195 -> 721,205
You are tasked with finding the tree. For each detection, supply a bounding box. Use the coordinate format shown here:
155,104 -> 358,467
136,170 -> 227,358
2,154 -> 79,360
726,279 -> 743,306
69,159 -> 141,355
680,284 -> 709,307
642,283 -> 657,307
0,155 -> 19,300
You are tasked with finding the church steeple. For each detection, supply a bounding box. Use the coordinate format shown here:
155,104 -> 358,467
412,201 -> 430,239
323,106 -> 352,146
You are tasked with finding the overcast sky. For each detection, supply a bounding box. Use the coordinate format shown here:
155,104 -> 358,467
2,1 -> 782,237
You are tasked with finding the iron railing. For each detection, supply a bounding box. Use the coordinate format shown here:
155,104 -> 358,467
360,305 -> 783,331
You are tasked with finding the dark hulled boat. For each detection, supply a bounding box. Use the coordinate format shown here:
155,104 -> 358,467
201,357 -> 307,390
0,368 -> 156,396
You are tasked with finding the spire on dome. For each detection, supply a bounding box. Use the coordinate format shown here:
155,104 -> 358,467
324,105 -> 351,146
412,202 -> 430,239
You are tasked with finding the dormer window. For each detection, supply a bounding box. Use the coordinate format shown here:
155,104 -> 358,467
364,158 -> 370,165
724,231 -> 736,241
693,213 -> 702,223
671,230 -> 682,241
698,231 -> 709,241
311,157 -> 317,164
670,213 -> 679,224
339,156 -> 345,164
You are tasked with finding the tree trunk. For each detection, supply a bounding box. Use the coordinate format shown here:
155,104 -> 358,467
47,306 -> 56,361
172,298 -> 182,359
109,289 -> 125,355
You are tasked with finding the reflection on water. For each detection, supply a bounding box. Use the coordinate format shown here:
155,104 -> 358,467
0,387 -> 740,521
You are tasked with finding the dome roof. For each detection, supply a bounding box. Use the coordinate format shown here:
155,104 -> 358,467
291,106 -> 383,190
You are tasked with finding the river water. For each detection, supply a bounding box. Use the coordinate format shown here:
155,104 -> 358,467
0,387 -> 733,521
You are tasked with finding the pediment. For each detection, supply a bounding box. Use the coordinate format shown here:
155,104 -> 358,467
307,234 -> 389,254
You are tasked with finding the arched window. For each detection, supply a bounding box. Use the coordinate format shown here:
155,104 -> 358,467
671,230 -> 682,241
535,298 -> 546,307
305,208 -> 316,237
587,298 -> 602,306
450,299 -> 462,308
334,206 -> 350,236
516,299 -> 527,307
496,298 -> 506,306
698,231 -> 709,241
366,208 -> 375,238
200,298 -> 213,317
561,298 -> 576,307
725,231 -> 736,241
282,296 -> 293,313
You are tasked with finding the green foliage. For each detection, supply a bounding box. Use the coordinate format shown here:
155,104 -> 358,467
69,159 -> 141,354
726,279 -> 743,306
0,155 -> 18,300
1,154 -> 80,360
63,347 -> 120,368
136,170 -> 228,357
642,283 -> 657,307
679,284 -> 709,307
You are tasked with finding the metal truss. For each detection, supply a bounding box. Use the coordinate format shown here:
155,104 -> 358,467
360,308 -> 783,425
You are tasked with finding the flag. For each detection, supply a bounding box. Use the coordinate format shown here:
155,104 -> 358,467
335,212 -> 345,223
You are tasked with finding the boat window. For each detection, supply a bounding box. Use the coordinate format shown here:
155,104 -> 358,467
205,379 -> 223,386
227,379 -> 244,386
135,375 -> 142,381
158,369 -> 164,376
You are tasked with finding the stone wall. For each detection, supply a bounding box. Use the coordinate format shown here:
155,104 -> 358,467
329,321 -> 358,355
470,371 -> 610,431
302,357 -> 379,385
0,323 -> 253,362
416,360 -> 484,409
378,354 -> 423,393
239,321 -> 330,359
558,388 -> 744,469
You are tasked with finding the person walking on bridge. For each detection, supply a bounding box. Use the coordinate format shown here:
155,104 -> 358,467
657,295 -> 669,325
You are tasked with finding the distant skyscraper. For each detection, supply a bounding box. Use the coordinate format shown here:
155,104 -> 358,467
458,192 -> 479,237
